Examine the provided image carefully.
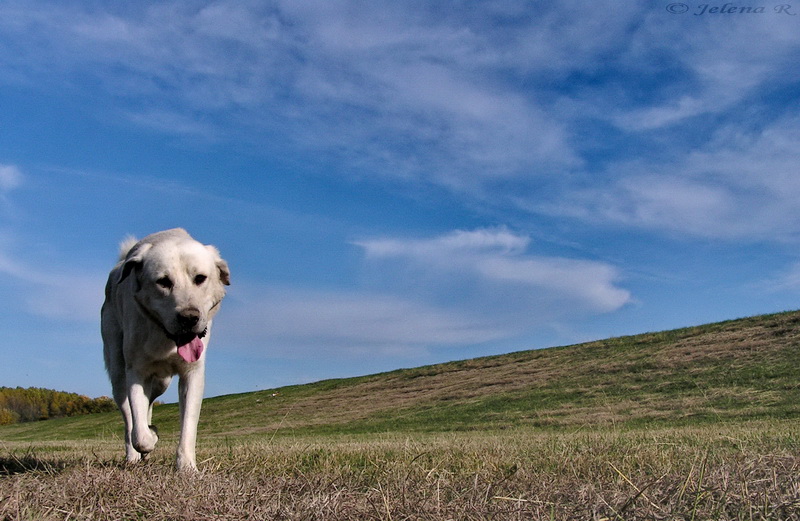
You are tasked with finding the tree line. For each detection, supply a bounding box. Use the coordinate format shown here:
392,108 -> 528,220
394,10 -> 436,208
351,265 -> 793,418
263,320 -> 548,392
0,386 -> 117,425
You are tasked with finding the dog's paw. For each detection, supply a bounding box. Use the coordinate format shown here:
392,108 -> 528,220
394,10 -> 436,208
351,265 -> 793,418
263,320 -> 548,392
132,427 -> 159,454
125,449 -> 143,464
176,458 -> 198,473
176,445 -> 198,473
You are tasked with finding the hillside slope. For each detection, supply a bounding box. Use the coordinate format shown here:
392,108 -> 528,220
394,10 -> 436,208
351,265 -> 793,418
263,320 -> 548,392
2,310 -> 800,441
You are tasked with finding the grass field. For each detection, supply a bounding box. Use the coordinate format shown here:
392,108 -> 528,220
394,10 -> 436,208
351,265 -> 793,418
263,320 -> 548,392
2,422 -> 799,519
2,311 -> 800,519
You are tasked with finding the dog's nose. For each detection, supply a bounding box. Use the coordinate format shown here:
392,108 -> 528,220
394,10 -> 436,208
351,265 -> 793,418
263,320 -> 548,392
176,309 -> 201,330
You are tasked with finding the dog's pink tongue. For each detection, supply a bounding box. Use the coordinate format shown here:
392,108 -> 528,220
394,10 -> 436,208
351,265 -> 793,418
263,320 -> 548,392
177,336 -> 204,363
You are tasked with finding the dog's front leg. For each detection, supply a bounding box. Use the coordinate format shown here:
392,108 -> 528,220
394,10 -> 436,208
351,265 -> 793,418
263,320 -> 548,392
127,370 -> 159,455
176,361 -> 205,471
118,397 -> 143,463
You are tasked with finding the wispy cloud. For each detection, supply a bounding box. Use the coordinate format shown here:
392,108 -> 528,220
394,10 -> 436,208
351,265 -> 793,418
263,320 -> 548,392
124,109 -> 218,139
0,1 -> 580,193
543,115 -> 800,240
218,287 -> 507,358
356,227 -> 631,315
0,248 -> 105,322
0,164 -> 22,192
0,164 -> 22,215
2,1 -> 799,241
0,165 -> 102,322
358,228 -> 530,259
215,227 -> 631,359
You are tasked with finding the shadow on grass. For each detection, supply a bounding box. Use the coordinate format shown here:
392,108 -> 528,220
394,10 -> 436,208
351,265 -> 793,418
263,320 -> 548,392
0,454 -> 69,476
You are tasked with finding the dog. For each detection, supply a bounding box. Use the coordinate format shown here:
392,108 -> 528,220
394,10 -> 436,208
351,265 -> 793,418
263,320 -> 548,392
102,228 -> 230,471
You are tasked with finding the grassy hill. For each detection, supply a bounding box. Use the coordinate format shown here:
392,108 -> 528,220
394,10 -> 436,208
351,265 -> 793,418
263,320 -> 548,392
3,310 -> 800,442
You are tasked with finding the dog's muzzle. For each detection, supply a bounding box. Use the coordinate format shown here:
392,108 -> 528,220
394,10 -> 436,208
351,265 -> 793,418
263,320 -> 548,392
167,327 -> 208,347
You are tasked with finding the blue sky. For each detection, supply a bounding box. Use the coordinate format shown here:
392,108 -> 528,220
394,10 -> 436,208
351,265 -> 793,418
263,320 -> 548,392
2,1 -> 800,401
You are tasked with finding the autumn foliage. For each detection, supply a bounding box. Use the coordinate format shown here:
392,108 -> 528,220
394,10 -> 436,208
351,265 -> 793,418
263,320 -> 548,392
0,387 -> 116,425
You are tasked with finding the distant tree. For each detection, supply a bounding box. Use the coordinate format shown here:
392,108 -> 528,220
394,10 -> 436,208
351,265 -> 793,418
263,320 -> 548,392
0,387 -> 117,425
0,407 -> 19,425
87,396 -> 115,413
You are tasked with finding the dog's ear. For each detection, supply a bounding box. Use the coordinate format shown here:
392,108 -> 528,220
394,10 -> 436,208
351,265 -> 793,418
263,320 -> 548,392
117,242 -> 153,283
206,245 -> 231,286
217,258 -> 231,286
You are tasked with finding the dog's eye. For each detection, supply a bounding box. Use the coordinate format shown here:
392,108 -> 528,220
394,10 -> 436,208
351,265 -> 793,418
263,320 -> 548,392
194,274 -> 207,286
156,276 -> 173,289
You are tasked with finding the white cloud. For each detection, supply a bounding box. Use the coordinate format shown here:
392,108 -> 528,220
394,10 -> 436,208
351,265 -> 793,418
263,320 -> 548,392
356,227 -> 631,315
614,96 -> 706,132
543,114 -> 800,241
214,228 -> 630,359
610,4 -> 800,131
0,1 -> 580,191
359,228 -> 530,259
2,2 -> 799,243
551,175 -> 739,239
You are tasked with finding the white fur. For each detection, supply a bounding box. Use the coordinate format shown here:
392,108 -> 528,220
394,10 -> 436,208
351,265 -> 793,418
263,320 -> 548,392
102,228 -> 230,471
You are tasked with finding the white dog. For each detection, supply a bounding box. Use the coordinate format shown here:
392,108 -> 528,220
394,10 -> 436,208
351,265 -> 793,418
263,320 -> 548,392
102,228 -> 230,471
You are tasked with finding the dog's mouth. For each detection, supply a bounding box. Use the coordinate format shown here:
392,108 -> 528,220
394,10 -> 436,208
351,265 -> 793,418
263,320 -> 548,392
168,328 -> 207,363
134,295 -> 208,363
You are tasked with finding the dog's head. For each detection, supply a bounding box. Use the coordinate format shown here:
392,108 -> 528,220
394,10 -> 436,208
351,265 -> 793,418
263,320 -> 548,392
118,230 -> 230,344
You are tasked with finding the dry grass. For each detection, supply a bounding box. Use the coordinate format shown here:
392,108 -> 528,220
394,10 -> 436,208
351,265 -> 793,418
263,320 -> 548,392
3,421 -> 800,520
4,311 -> 800,519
